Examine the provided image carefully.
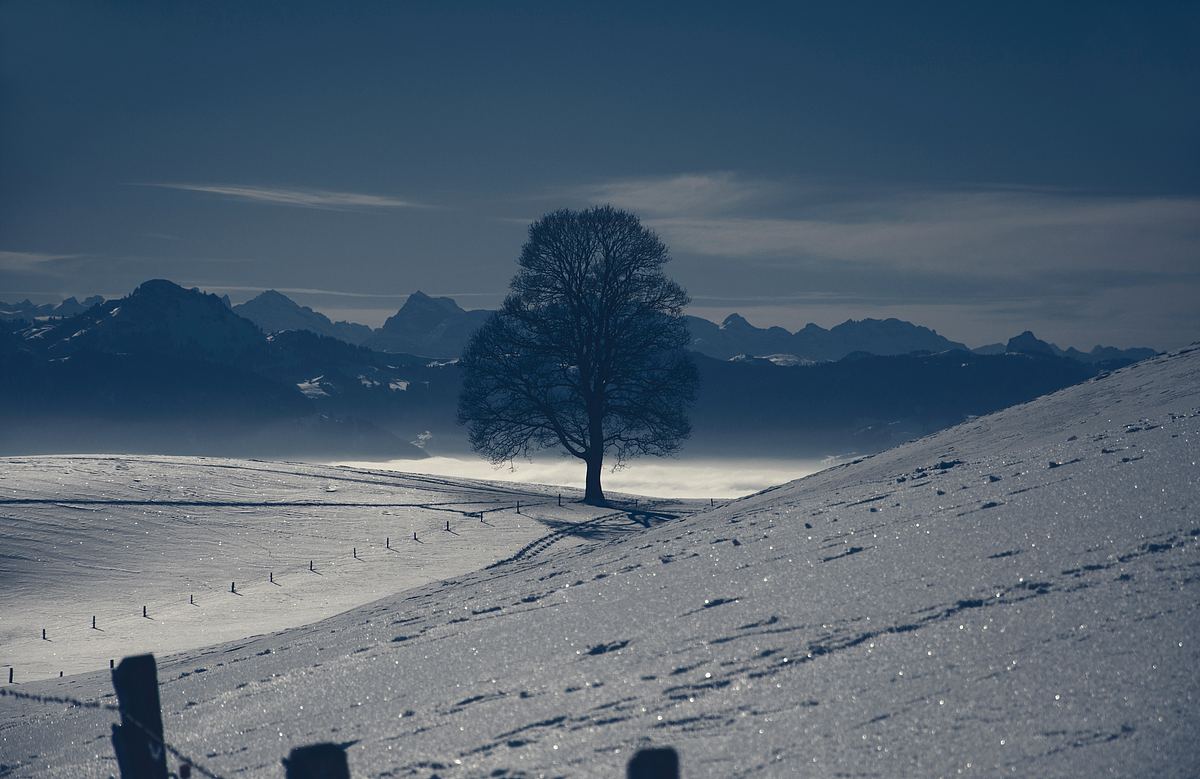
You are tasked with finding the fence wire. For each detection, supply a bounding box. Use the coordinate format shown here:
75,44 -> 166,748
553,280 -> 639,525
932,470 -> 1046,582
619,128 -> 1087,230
0,686 -> 226,779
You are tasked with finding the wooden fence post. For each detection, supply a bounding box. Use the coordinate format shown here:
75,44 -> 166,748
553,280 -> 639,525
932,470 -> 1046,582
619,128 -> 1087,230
627,746 -> 679,778
283,742 -> 351,779
110,654 -> 168,779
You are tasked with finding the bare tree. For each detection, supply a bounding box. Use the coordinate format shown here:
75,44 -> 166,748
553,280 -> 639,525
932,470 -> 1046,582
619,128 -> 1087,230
458,206 -> 697,505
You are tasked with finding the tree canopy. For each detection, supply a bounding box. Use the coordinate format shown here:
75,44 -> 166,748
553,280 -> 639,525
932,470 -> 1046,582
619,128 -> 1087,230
458,206 -> 697,504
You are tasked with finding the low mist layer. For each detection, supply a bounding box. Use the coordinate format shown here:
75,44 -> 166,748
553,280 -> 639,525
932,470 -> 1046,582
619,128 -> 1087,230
334,455 -> 838,498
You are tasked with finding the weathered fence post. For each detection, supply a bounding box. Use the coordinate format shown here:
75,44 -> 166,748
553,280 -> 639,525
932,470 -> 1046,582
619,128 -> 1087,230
283,742 -> 351,779
7,667 -> 12,684
231,581 -> 236,594
110,654 -> 168,779
627,746 -> 679,778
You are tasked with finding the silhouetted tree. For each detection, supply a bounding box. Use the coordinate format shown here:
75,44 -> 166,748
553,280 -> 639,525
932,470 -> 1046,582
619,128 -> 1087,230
458,206 -> 697,505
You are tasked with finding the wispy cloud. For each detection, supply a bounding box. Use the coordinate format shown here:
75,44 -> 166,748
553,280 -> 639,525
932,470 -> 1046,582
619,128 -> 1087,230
567,173 -> 1199,281
568,172 -> 776,217
557,172 -> 1200,348
142,183 -> 431,211
0,250 -> 79,269
647,191 -> 1200,278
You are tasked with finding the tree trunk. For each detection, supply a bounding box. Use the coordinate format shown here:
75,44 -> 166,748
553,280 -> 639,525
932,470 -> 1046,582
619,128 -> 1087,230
583,392 -> 607,506
584,452 -> 606,506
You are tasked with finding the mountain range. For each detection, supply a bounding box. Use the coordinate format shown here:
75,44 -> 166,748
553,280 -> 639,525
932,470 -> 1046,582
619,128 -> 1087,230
0,295 -> 105,321
1,281 -> 430,459
219,289 -> 1164,367
361,291 -> 493,356
230,289 -> 1155,366
232,289 -> 373,345
0,279 -> 1157,461
991,330 -> 1159,365
685,312 -> 970,362
3,287 -> 1156,367
229,288 -> 491,356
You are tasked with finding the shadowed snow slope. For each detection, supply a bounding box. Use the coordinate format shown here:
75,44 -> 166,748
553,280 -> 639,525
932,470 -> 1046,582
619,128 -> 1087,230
2,347 -> 1198,777
0,458 -> 693,681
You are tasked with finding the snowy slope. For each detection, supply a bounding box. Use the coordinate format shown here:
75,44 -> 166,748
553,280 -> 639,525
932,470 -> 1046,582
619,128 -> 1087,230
1,347 -> 1198,777
0,457 -> 695,682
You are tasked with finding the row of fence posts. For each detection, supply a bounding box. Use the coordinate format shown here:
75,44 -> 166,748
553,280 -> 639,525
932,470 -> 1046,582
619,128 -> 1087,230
108,653 -> 679,778
10,497 -> 720,685
17,501 -> 546,677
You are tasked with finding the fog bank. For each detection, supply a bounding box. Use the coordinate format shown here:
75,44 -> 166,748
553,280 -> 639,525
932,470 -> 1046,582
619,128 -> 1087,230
333,455 -> 838,499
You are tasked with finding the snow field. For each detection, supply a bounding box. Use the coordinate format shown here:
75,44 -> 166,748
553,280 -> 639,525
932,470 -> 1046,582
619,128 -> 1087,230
0,456 -> 697,682
0,346 -> 1197,777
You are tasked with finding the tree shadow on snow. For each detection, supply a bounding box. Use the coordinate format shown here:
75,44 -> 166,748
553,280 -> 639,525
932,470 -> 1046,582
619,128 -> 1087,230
528,509 -> 677,540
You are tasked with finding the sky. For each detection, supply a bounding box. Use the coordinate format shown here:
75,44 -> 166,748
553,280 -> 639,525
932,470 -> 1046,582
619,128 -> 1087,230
1,1 -> 1197,350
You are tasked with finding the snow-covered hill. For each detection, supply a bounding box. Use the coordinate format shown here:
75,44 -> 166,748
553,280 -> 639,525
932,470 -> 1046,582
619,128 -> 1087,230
0,458 -> 695,682
1,347 -> 1197,777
